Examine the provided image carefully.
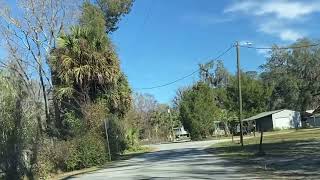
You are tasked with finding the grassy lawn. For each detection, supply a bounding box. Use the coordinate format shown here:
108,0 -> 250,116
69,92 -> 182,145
208,128 -> 320,179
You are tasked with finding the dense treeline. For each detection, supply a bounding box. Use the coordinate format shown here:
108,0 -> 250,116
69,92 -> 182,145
0,0 -> 136,179
126,93 -> 180,144
177,39 -> 320,140
0,1 -> 182,178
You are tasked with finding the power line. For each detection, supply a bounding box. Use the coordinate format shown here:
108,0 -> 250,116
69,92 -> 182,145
135,45 -> 234,90
136,69 -> 199,90
239,43 -> 320,50
133,42 -> 320,91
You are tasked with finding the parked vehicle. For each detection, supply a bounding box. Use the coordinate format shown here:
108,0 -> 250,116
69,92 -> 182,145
173,126 -> 191,142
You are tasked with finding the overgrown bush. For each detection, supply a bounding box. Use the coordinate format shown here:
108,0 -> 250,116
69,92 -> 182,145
107,115 -> 128,156
34,133 -> 109,178
51,141 -> 71,171
62,111 -> 84,137
33,139 -> 57,179
65,133 -> 108,171
33,100 -> 133,177
83,102 -> 107,132
126,128 -> 139,148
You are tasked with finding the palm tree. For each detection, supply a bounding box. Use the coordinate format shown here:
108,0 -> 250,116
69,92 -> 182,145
51,26 -> 121,104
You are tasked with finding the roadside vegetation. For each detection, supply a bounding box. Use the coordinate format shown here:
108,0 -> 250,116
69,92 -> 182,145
0,1 -> 180,179
1,0 -> 320,179
0,0 -> 160,179
175,39 -> 320,140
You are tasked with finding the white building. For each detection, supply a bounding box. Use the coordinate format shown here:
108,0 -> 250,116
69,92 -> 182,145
243,109 -> 301,131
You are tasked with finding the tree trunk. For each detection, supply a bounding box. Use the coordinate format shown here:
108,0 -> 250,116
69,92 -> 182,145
39,68 -> 50,129
223,122 -> 230,136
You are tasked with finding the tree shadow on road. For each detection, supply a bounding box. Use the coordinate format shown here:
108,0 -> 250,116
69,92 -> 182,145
59,152 -> 148,179
120,148 -> 264,179
206,139 -> 320,179
60,138 -> 320,179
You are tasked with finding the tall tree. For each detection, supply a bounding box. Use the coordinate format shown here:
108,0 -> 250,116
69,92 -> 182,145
261,39 -> 320,112
95,0 -> 134,33
0,0 -> 80,130
0,0 -> 133,133
50,2 -> 132,137
226,72 -> 272,118
179,82 -> 219,139
199,60 -> 230,88
132,93 -> 158,140
0,68 -> 38,179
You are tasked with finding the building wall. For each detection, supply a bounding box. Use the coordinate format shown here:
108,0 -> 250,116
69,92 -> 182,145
256,115 -> 273,131
306,116 -> 320,127
272,110 -> 301,129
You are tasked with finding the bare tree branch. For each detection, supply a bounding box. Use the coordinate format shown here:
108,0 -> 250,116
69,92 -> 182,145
0,0 -> 80,128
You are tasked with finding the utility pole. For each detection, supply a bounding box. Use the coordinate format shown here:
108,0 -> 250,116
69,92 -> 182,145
168,108 -> 174,142
236,41 -> 244,147
104,118 -> 112,161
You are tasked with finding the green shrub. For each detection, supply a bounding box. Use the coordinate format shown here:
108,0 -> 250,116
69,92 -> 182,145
64,142 -> 80,171
51,141 -> 72,171
107,115 -> 128,156
65,133 -> 108,171
34,139 -> 75,179
34,133 -> 109,178
126,128 -> 139,148
63,111 -> 84,137
33,139 -> 56,179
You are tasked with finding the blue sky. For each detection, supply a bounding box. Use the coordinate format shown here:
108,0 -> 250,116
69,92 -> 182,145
111,0 -> 320,104
1,0 -> 320,104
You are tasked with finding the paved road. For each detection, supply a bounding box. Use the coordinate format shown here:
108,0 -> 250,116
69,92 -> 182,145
69,139 -> 257,180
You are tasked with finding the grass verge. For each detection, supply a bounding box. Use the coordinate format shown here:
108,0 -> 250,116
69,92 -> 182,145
52,146 -> 153,180
207,128 -> 320,179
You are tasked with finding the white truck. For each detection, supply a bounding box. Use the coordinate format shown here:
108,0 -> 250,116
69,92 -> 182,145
173,126 -> 191,142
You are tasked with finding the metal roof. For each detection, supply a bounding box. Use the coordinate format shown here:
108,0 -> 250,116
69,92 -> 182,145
306,110 -> 314,114
243,109 -> 284,122
313,106 -> 320,114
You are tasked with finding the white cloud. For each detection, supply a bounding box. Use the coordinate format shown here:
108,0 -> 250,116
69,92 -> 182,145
259,21 -> 303,41
224,1 -> 258,14
258,1 -> 320,19
279,30 -> 302,41
224,1 -> 258,13
225,0 -> 320,20
224,0 -> 319,42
